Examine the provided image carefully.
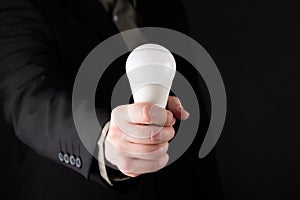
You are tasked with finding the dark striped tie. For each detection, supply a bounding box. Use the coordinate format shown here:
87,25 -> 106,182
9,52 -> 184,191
101,0 -> 147,49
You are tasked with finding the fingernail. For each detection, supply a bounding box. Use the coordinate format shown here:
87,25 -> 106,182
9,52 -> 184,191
178,107 -> 190,119
184,110 -> 190,118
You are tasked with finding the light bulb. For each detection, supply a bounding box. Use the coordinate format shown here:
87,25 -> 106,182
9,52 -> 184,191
126,43 -> 176,108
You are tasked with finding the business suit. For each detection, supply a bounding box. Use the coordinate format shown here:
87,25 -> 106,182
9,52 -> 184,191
0,0 -> 223,199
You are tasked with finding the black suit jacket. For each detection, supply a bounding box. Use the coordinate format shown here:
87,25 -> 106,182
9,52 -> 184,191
0,0 -> 223,199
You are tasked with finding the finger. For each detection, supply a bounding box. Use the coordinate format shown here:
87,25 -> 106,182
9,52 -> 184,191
119,154 -> 169,174
111,121 -> 163,139
124,143 -> 168,161
167,96 -> 190,120
108,122 -> 174,143
129,147 -> 168,160
105,137 -> 168,167
124,126 -> 175,144
127,103 -> 175,126
109,135 -> 169,154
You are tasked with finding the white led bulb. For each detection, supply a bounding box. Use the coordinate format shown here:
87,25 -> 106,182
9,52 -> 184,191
126,44 -> 176,108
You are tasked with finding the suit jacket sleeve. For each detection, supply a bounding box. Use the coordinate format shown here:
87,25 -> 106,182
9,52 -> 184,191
0,0 -> 110,187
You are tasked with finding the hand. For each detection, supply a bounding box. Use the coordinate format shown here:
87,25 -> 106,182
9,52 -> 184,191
104,96 -> 190,177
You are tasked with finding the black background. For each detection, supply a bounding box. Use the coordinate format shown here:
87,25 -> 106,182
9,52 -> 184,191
1,0 -> 300,199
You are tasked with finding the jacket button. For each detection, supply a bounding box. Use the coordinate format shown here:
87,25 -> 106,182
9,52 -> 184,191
75,157 -> 82,168
58,152 -> 64,162
70,155 -> 76,166
63,153 -> 70,164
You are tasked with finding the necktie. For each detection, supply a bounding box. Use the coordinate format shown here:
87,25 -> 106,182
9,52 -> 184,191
112,0 -> 139,31
100,0 -> 147,49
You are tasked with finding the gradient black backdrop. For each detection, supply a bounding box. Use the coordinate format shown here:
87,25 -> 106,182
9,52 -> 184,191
1,0 -> 300,199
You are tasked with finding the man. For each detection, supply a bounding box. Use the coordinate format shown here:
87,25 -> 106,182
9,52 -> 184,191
0,0 -> 223,199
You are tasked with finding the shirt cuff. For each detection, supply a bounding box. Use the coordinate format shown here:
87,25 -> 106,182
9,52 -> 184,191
97,121 -> 131,186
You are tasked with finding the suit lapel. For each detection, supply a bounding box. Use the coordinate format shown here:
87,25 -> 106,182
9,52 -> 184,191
66,0 -> 119,40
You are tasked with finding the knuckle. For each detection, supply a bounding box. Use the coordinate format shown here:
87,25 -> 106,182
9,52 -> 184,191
148,126 -> 159,137
152,154 -> 168,171
111,107 -> 119,117
107,127 -> 121,141
169,127 -> 175,138
168,96 -> 180,106
106,131 -> 115,142
115,104 -> 128,114
107,135 -> 125,153
119,160 -> 131,172
142,104 -> 152,123
114,105 -> 125,112
166,110 -> 173,121
112,105 -> 129,121
162,154 -> 169,165
155,154 -> 169,170
150,133 -> 162,143
151,143 -> 167,152
153,144 -> 168,156
120,133 -> 129,142
163,127 -> 171,136
174,97 -> 181,105
111,107 -> 122,122
151,129 -> 166,143
153,127 -> 174,142
150,144 -> 161,152
151,162 -> 160,172
163,143 -> 169,151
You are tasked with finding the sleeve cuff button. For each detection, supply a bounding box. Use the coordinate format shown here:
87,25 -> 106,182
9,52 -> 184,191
58,152 -> 64,162
75,157 -> 82,168
70,155 -> 76,166
63,153 -> 70,164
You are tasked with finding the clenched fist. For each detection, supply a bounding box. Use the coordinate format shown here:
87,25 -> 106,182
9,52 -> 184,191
104,96 -> 189,177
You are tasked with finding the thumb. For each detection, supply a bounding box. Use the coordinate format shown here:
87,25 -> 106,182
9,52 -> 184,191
167,96 -> 190,120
